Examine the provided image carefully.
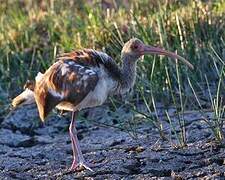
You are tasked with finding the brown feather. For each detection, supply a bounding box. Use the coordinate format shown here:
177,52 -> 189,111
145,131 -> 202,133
34,89 -> 61,121
34,59 -> 99,121
57,49 -> 122,80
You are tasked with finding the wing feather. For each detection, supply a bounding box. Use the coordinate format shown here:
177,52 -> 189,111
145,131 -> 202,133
34,60 -> 98,121
57,49 -> 122,80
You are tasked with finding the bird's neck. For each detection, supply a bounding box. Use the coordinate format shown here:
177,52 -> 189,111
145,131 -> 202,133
117,55 -> 137,94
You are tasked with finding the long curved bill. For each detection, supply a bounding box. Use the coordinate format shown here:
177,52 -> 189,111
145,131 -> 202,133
142,45 -> 194,69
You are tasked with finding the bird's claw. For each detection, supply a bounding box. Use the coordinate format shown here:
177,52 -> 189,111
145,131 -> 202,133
69,162 -> 94,172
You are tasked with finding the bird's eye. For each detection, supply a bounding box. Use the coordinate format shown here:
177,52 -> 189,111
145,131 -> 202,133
132,44 -> 139,50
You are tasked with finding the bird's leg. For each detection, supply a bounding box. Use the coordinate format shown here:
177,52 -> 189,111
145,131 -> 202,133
69,111 -> 84,165
69,111 -> 93,172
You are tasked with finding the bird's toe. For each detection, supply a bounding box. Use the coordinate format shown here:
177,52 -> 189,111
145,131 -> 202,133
69,162 -> 94,172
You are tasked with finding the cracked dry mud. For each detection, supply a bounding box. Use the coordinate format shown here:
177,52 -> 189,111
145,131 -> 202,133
0,104 -> 225,179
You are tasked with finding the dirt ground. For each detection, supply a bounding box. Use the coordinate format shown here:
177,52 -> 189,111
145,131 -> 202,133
0,103 -> 225,179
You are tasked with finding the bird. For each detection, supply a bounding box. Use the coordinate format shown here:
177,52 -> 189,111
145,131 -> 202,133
12,38 -> 193,172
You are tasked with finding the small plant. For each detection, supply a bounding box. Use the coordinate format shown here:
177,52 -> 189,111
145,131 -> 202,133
187,45 -> 225,143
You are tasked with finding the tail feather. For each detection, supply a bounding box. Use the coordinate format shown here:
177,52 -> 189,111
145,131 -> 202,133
12,89 -> 35,108
34,87 -> 61,121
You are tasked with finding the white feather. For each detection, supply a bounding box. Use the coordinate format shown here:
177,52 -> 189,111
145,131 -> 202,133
35,72 -> 44,82
61,64 -> 70,76
75,66 -> 117,111
48,89 -> 64,99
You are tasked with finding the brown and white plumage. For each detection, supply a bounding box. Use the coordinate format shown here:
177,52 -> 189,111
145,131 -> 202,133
35,49 -> 123,121
12,38 -> 193,172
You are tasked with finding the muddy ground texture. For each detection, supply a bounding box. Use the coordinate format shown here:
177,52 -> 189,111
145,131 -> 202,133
0,103 -> 225,179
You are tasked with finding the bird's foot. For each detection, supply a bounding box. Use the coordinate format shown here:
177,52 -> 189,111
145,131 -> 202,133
69,162 -> 94,172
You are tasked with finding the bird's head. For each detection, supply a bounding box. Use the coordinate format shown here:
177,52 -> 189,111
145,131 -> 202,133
121,38 -> 193,69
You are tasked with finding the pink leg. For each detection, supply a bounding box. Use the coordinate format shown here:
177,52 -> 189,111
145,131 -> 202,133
69,111 -> 93,172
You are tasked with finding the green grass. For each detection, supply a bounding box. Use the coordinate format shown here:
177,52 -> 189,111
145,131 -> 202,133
0,0 -> 225,144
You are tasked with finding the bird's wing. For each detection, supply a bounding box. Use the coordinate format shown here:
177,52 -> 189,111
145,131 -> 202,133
57,49 -> 106,67
34,60 -> 99,121
57,49 -> 122,80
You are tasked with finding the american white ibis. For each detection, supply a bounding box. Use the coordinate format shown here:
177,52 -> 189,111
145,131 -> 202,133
12,38 -> 193,172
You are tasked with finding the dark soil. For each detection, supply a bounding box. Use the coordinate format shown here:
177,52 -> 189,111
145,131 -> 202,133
0,103 -> 225,179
